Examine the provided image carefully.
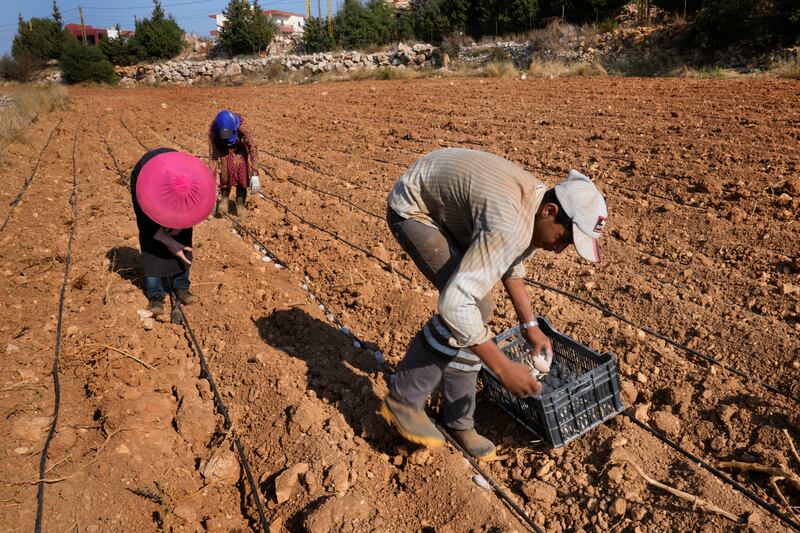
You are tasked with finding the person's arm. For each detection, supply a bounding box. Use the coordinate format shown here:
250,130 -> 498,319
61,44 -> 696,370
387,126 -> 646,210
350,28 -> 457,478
503,277 -> 553,359
154,227 -> 192,264
438,230 -> 541,396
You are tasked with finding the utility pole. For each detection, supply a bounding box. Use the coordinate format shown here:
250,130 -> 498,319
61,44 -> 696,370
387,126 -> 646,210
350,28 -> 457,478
79,6 -> 87,45
317,0 -> 322,20
327,0 -> 332,37
306,0 -> 311,20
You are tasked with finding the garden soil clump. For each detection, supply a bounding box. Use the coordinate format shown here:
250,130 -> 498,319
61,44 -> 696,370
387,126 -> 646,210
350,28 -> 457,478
0,78 -> 798,531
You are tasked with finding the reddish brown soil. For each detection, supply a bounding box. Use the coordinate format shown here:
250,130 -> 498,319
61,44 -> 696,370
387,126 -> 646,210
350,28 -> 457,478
1,78 -> 798,532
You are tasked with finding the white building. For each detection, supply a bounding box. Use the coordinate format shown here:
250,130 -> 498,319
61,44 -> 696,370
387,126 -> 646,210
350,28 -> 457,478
263,10 -> 306,34
207,10 -> 305,38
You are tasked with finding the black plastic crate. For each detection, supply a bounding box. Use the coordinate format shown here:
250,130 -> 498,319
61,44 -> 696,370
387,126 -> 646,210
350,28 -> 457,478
479,317 -> 624,448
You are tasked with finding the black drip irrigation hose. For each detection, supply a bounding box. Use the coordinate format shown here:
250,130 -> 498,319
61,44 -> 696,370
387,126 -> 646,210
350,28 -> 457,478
0,120 -> 63,233
624,411 -> 800,531
171,296 -> 271,533
34,120 -> 79,533
523,278 -> 800,406
437,424 -> 546,533
223,211 -> 545,532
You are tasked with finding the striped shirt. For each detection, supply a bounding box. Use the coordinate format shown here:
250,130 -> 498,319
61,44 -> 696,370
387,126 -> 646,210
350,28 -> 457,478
388,148 -> 546,362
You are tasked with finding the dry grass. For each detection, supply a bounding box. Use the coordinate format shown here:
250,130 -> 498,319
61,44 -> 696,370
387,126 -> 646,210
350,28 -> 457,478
314,66 -> 438,83
0,85 -> 69,163
476,61 -> 520,78
668,65 -> 745,79
528,58 -> 607,78
769,58 -> 800,79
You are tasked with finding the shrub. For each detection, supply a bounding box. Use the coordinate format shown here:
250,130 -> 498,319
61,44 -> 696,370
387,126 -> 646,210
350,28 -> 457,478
134,0 -> 185,60
692,0 -> 757,48
60,40 -> 117,84
99,25 -> 143,66
335,0 -> 395,50
479,60 -> 519,77
770,58 -> 800,79
302,17 -> 334,52
219,0 -> 277,56
0,52 -> 46,82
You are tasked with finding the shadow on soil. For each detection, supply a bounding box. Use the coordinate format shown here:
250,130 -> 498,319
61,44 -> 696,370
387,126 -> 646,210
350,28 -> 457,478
254,308 -> 398,454
106,245 -> 142,286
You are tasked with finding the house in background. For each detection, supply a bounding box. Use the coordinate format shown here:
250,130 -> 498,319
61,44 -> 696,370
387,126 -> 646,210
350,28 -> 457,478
208,13 -> 228,37
64,23 -> 107,46
263,10 -> 305,34
207,10 -> 305,37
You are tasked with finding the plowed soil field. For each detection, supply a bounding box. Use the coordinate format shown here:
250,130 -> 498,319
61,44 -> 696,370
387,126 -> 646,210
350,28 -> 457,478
1,78 -> 798,532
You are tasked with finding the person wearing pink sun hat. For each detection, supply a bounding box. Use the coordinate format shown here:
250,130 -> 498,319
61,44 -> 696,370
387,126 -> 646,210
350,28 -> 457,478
130,148 -> 216,318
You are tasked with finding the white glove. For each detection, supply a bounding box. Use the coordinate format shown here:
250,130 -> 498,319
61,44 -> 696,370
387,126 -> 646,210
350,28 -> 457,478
249,175 -> 260,194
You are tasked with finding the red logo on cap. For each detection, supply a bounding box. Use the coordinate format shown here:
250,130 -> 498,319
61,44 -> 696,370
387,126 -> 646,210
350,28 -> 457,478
593,216 -> 607,233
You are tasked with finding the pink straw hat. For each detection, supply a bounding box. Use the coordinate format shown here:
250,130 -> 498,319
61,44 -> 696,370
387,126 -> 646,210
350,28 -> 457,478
136,151 -> 216,229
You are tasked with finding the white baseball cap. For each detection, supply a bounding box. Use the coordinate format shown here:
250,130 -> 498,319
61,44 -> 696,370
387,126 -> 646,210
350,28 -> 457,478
554,170 -> 608,263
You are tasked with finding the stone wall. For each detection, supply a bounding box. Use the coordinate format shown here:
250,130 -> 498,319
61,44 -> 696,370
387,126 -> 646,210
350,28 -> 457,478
116,43 -> 436,86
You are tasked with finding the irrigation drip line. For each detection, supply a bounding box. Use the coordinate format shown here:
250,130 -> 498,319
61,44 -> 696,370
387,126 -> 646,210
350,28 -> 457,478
223,209 -> 543,532
437,423 -> 545,533
35,120 -> 80,533
257,191 -> 414,282
285,175 -> 383,221
1,120 -> 62,233
523,278 -> 799,405
624,411 -> 800,531
172,296 -> 270,533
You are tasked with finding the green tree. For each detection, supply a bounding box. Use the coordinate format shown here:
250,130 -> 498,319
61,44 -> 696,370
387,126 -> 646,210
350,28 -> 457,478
12,2 -> 71,62
692,0 -> 757,48
334,0 -> 394,50
60,39 -> 117,84
133,0 -> 185,60
100,25 -> 143,66
248,0 -> 277,53
302,16 -> 333,52
219,0 -> 277,55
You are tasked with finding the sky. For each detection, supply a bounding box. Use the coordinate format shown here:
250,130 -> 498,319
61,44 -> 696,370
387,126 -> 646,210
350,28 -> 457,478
0,0 -> 317,56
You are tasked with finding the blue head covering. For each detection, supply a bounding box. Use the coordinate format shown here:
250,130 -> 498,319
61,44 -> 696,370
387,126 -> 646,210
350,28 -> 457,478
212,110 -> 241,146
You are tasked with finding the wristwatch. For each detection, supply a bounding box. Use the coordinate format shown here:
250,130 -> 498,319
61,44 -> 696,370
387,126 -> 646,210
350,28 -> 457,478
520,319 -> 539,330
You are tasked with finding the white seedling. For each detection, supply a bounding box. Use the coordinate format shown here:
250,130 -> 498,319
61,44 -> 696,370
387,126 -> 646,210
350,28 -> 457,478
353,341 -> 361,349
340,326 -> 350,334
262,255 -> 271,262
373,351 -> 384,364
274,263 -> 282,269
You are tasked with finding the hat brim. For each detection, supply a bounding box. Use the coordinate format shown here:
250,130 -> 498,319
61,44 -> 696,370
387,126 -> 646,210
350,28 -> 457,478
572,223 -> 601,263
136,152 -> 216,229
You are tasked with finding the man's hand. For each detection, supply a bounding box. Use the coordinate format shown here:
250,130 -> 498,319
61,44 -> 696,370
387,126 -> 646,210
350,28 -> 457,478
523,325 -> 553,362
496,359 -> 542,397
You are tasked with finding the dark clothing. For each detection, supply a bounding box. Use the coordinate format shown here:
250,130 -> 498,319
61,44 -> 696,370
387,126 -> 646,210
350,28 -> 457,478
145,269 -> 190,300
130,148 -> 192,278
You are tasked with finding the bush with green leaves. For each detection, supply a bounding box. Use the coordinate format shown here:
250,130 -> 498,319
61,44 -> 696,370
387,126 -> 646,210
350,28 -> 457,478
99,25 -> 143,66
219,0 -> 277,56
302,17 -> 334,53
692,0 -> 757,48
60,40 -> 117,84
537,0 -> 628,22
0,52 -> 46,81
134,0 -> 185,60
334,0 -> 395,50
12,0 -> 71,62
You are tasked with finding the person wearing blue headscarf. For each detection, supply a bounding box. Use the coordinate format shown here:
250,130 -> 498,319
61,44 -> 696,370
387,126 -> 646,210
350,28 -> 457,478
208,110 -> 260,217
